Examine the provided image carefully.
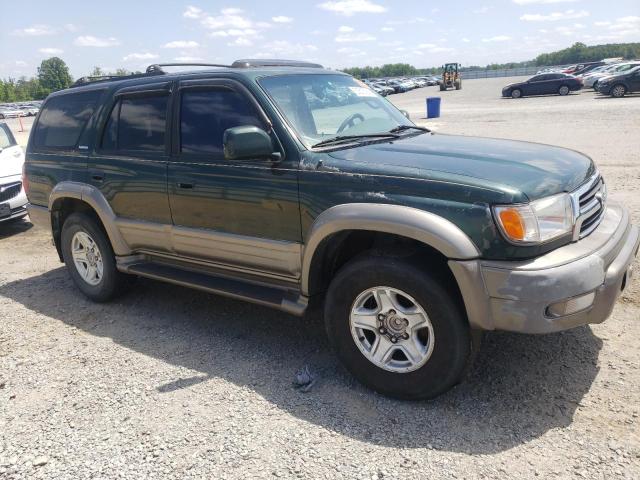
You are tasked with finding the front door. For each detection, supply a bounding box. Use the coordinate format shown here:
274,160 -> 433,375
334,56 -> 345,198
167,78 -> 301,279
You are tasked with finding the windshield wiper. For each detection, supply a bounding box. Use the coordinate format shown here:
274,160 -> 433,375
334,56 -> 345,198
389,125 -> 431,134
312,133 -> 399,148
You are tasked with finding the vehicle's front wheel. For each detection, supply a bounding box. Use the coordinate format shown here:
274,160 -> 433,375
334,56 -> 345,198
611,84 -> 626,98
511,88 -> 522,99
324,255 -> 472,400
61,212 -> 132,302
558,85 -> 570,96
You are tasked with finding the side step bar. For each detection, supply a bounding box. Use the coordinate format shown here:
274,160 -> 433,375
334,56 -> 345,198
119,261 -> 308,316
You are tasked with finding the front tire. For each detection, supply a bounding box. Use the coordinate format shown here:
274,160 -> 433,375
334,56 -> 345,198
611,84 -> 626,98
324,255 -> 471,400
61,212 -> 131,302
511,88 -> 522,99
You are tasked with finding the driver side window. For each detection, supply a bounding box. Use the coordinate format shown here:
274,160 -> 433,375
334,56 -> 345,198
180,88 -> 266,156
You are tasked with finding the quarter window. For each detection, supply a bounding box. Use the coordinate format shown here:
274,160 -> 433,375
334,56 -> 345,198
33,90 -> 101,149
102,94 -> 168,152
0,125 -> 15,149
180,88 -> 265,155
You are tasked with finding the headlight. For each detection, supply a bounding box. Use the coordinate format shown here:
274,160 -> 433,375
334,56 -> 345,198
493,193 -> 574,244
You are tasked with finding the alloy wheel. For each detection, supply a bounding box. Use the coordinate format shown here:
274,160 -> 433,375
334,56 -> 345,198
71,231 -> 104,286
349,286 -> 435,373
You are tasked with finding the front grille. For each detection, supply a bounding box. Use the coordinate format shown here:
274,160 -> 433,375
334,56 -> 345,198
0,182 -> 22,203
571,174 -> 606,240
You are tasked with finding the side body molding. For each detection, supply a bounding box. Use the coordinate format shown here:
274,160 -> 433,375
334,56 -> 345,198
49,182 -> 132,256
301,203 -> 481,296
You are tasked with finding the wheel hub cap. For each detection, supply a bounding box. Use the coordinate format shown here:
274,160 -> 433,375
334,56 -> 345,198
350,286 -> 435,373
71,231 -> 103,286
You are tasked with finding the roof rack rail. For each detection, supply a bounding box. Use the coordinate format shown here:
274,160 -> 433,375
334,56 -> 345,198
71,71 -> 164,88
145,63 -> 231,74
231,59 -> 324,69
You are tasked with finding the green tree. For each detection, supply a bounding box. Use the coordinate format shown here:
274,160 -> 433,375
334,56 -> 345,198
90,66 -> 105,77
37,57 -> 73,93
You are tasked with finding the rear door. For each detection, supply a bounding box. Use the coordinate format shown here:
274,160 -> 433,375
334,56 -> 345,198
167,77 -> 301,278
89,82 -> 173,252
629,69 -> 640,92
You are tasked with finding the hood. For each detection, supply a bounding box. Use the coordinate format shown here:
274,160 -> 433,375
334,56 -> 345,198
0,146 -> 25,180
503,81 -> 523,89
328,133 -> 595,201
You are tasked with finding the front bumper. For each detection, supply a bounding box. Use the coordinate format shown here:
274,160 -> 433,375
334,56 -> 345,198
450,202 -> 639,334
0,184 -> 28,223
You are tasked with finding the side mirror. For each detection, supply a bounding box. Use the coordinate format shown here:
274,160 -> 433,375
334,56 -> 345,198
223,125 -> 277,161
400,110 -> 411,120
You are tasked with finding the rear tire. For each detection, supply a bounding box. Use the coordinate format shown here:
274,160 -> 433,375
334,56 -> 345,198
511,88 -> 522,99
558,85 -> 570,96
324,254 -> 472,400
61,212 -> 132,302
611,84 -> 626,98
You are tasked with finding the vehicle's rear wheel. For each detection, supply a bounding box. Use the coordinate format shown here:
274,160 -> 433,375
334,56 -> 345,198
611,84 -> 626,98
61,212 -> 132,302
324,254 -> 472,400
511,88 -> 522,99
558,85 -> 570,96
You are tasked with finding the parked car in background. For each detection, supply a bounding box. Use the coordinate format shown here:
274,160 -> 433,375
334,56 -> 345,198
572,62 -> 605,77
0,122 -> 28,223
0,105 -> 22,119
584,62 -> 640,89
502,73 -> 582,98
597,66 -> 640,97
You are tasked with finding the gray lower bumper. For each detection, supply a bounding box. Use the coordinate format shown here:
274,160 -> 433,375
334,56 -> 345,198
26,203 -> 51,230
450,202 -> 639,334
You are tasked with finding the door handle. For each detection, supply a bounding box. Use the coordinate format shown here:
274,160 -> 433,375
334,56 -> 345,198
89,170 -> 105,182
177,182 -> 194,189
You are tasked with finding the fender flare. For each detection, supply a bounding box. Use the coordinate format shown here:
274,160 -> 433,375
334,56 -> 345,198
49,181 -> 132,256
300,203 -> 480,296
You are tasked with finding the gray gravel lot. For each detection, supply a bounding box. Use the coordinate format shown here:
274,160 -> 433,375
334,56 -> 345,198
1,77 -> 639,479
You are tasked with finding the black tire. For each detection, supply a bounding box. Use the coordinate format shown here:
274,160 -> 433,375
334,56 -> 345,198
610,84 -> 626,98
511,88 -> 522,99
324,254 -> 472,400
439,84 -> 446,91
558,85 -> 570,96
454,80 -> 461,90
61,212 -> 132,302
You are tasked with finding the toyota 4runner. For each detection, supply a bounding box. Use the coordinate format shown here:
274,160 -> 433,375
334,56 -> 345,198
24,60 -> 639,399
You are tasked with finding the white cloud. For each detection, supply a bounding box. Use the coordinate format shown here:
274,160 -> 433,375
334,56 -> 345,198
381,26 -> 394,32
210,29 -> 258,37
64,23 -> 79,32
123,52 -> 159,61
335,31 -> 376,42
258,40 -> 318,55
378,40 -> 403,47
418,43 -> 436,49
482,35 -> 511,42
15,61 -> 28,67
74,35 -> 120,47
228,37 -> 253,47
318,0 -> 386,16
164,40 -> 199,48
520,9 -> 589,21
200,8 -> 253,29
462,37 -> 471,42
12,24 -> 56,36
594,21 -> 611,27
174,56 -> 205,62
183,6 -> 203,19
272,16 -> 293,23
39,48 -> 64,55
513,0 -> 577,4
473,6 -> 492,14
338,25 -> 354,32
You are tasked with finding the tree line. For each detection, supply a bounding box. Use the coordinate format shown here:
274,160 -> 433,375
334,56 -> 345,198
343,42 -> 640,78
0,57 -> 137,103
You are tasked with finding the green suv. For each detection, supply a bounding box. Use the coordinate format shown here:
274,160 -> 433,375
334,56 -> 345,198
25,60 -> 639,399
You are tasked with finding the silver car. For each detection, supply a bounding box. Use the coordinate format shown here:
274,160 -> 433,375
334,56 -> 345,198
0,123 -> 27,223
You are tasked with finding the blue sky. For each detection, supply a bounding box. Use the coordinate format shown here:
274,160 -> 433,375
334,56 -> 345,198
1,0 -> 639,78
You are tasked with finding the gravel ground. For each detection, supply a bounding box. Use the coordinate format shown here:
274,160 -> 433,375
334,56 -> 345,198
1,77 -> 639,479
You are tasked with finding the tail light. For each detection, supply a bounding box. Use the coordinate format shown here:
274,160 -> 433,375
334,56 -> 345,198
22,162 -> 30,196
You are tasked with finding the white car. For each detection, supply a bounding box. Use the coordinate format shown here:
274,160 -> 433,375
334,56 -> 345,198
0,123 -> 28,223
583,63 -> 640,88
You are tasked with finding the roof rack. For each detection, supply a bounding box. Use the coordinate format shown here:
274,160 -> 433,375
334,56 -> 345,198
71,71 -> 164,88
145,63 -> 231,74
231,59 -> 324,69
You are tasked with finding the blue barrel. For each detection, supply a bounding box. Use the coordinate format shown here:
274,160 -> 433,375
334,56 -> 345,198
426,97 -> 441,118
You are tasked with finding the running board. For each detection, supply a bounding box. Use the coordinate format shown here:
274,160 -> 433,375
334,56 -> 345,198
118,261 -> 308,316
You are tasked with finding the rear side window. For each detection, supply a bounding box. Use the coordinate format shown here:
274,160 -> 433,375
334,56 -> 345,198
33,91 -> 101,149
0,124 -> 16,149
102,94 -> 168,152
180,89 -> 265,155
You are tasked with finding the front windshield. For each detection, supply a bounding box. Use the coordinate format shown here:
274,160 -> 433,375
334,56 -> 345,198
259,74 -> 413,148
